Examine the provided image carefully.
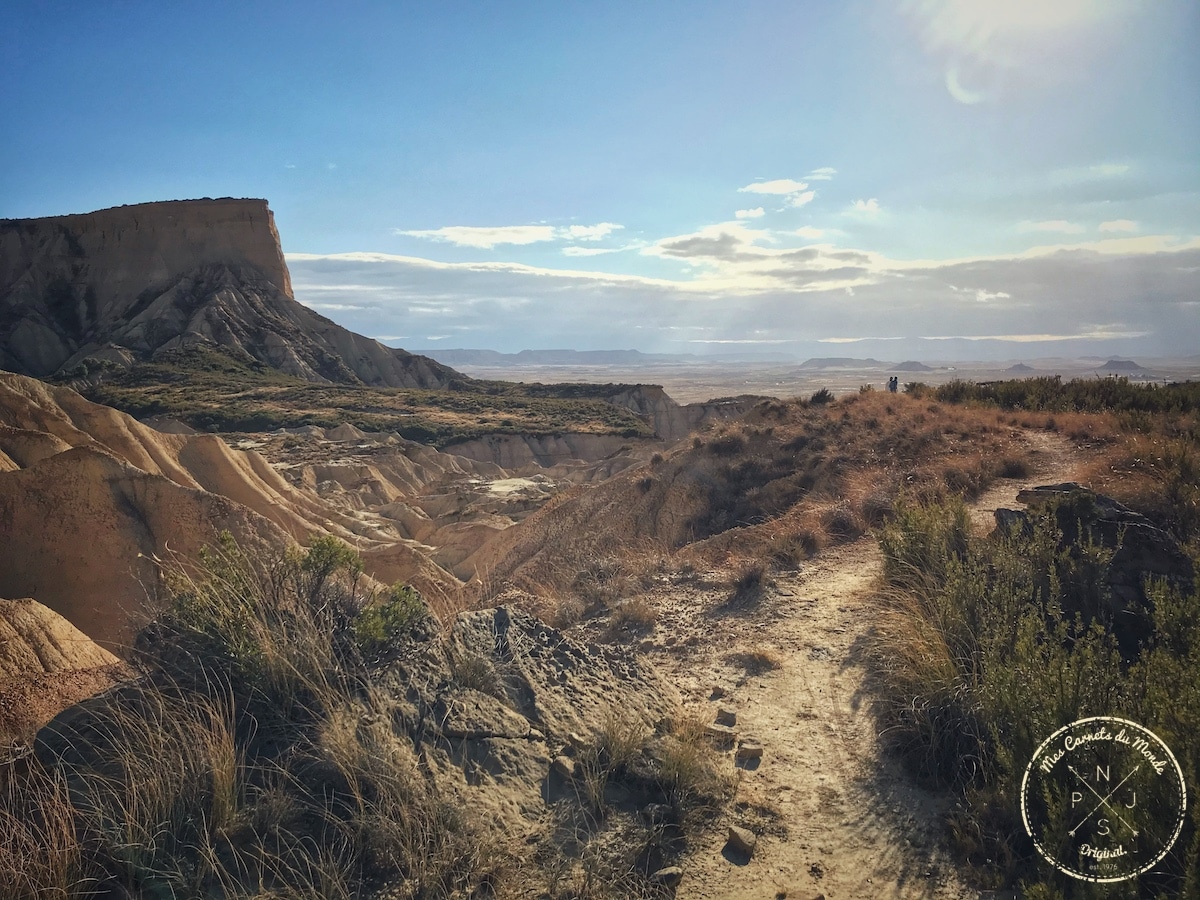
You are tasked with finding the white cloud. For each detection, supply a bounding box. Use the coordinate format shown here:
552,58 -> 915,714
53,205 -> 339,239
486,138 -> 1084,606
795,226 -> 824,239
975,289 -> 1011,303
397,222 -> 625,249
1018,219 -> 1085,234
807,167 -> 837,181
307,302 -> 369,311
847,198 -> 881,217
739,179 -> 809,195
1091,163 -> 1130,178
562,246 -> 621,257
787,191 -> 816,208
920,330 -> 1149,342
1099,219 -> 1138,233
949,284 -> 1012,303
287,235 -> 1200,357
397,225 -> 557,249
563,222 -> 623,241
735,207 -> 765,219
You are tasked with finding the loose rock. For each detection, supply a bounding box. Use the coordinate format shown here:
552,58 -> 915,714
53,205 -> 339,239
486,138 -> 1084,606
650,865 -> 683,888
736,740 -> 764,761
552,755 -> 577,780
727,824 -> 758,857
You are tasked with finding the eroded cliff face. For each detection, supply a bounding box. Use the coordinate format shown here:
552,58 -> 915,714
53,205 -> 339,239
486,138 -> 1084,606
0,199 -> 458,388
0,372 -> 467,646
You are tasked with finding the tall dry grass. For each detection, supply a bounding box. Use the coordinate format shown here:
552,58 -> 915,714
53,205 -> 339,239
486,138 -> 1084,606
0,534 -> 511,899
871,492 -> 1199,893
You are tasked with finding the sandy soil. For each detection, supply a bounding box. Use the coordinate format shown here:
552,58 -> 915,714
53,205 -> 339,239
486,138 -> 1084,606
622,430 -> 1082,899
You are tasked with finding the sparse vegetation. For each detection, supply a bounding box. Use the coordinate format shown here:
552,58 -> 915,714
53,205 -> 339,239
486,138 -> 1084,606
609,596 -> 658,634
932,375 -> 1200,416
65,345 -> 655,445
726,647 -> 785,675
0,534 -> 515,899
871,490 -> 1199,893
480,390 -> 1042,606
728,561 -> 772,605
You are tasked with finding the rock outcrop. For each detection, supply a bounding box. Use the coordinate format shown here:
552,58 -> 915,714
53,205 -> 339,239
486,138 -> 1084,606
0,597 -> 125,745
607,385 -> 761,443
0,199 -> 458,388
35,605 -> 680,839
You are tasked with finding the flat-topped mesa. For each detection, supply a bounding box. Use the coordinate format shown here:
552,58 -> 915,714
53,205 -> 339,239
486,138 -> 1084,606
0,199 -> 459,388
2,197 -> 292,309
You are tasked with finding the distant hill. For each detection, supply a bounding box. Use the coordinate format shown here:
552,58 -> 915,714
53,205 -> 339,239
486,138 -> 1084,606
0,199 -> 458,389
893,360 -> 934,372
797,357 -> 888,369
1006,363 -> 1036,373
1099,359 -> 1145,372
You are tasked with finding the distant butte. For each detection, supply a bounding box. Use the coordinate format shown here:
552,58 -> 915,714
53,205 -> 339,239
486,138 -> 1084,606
0,198 -> 457,388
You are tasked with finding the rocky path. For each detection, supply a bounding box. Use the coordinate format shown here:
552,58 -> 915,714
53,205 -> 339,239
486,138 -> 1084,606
639,429 -> 1082,899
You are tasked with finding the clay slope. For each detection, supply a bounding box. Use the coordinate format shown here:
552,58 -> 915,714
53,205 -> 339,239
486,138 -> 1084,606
0,372 -> 465,646
0,597 -> 125,746
0,199 -> 458,388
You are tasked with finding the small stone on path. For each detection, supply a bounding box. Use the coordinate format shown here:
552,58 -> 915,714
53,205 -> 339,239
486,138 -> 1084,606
727,825 -> 758,857
736,740 -> 764,761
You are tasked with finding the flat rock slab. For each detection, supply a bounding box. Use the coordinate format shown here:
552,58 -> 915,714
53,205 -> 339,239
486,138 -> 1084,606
736,740 -> 764,761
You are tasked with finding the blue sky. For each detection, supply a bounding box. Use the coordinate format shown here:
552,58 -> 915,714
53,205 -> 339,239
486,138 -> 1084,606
4,1 -> 1198,358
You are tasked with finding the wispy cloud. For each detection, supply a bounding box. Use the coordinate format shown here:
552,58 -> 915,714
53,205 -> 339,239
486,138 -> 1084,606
795,226 -> 824,239
735,207 -> 765,219
1099,219 -> 1138,233
397,222 -> 624,249
739,178 -> 809,195
562,245 -> 622,257
1018,219 -> 1086,234
287,235 -> 1200,356
846,198 -> 881,218
562,222 -> 622,241
1091,163 -> 1131,178
807,167 -> 837,181
787,191 -> 816,208
397,225 -> 557,248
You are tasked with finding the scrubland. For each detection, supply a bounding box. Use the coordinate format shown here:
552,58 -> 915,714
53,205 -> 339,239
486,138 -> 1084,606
3,375 -> 1197,897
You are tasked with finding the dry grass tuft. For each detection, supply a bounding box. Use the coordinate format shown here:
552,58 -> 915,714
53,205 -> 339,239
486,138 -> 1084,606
726,647 -> 785,675
608,596 -> 658,634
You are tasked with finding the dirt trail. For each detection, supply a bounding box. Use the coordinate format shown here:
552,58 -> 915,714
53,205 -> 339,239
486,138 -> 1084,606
641,429 -> 1082,899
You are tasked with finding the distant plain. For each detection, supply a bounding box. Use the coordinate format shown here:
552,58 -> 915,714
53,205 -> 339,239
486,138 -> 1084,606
438,356 -> 1200,404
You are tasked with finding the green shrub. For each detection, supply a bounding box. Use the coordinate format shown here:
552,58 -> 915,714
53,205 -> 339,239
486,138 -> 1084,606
872,495 -> 1199,891
353,584 -> 427,660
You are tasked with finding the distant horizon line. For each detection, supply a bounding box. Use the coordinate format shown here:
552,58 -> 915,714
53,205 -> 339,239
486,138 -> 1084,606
406,346 -> 1200,368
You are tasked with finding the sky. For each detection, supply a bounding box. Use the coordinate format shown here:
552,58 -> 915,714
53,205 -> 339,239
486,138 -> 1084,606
3,1 -> 1199,360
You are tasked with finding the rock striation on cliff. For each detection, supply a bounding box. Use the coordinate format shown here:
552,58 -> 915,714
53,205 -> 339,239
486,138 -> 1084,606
0,198 -> 457,388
